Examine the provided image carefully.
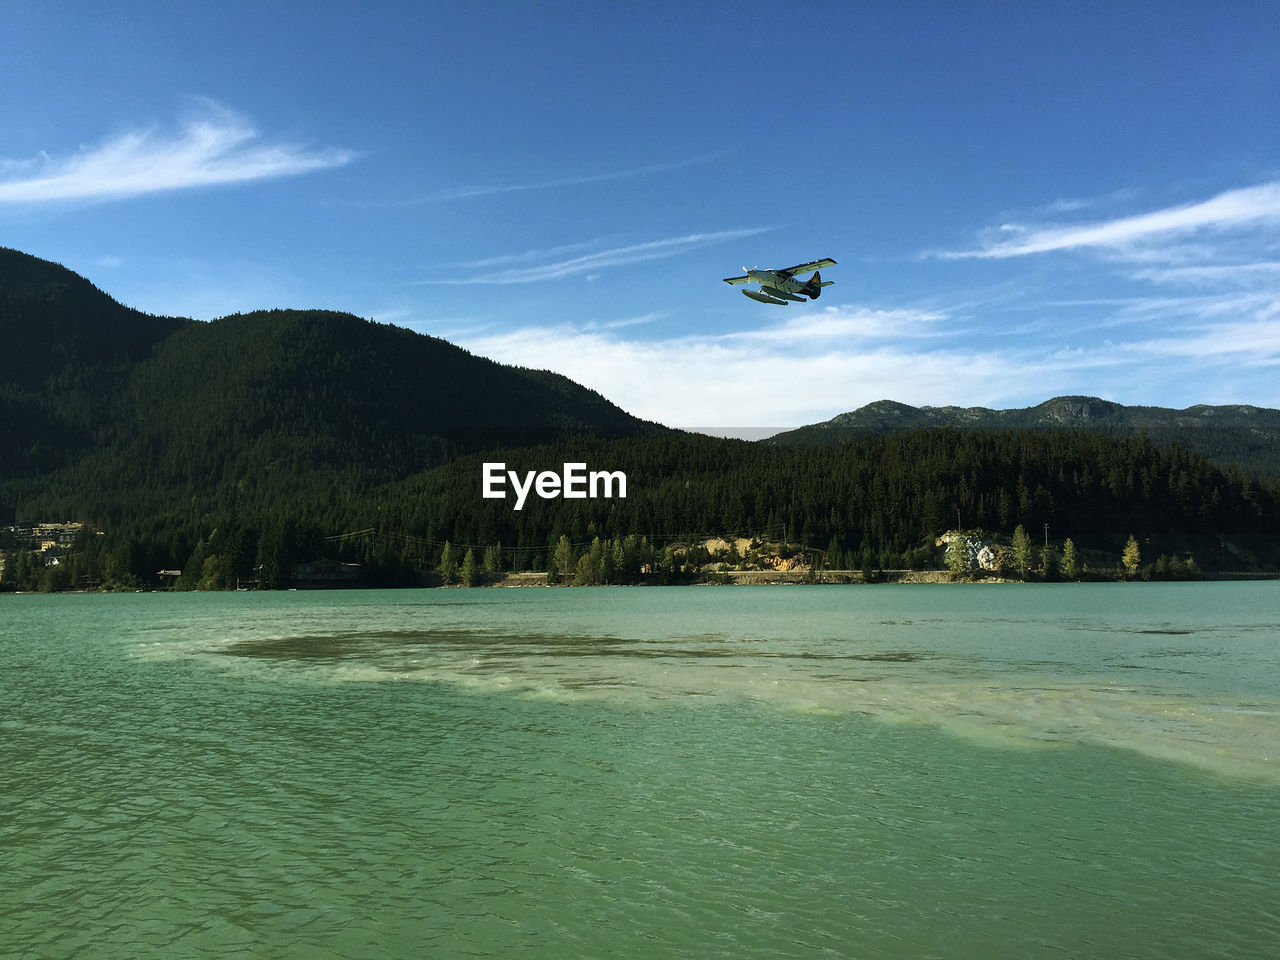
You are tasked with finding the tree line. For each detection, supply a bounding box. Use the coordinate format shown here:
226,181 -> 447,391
4,426 -> 1277,591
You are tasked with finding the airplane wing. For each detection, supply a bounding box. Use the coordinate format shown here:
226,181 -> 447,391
722,275 -> 751,284
776,258 -> 837,277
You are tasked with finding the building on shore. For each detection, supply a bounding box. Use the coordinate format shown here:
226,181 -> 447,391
292,559 -> 362,588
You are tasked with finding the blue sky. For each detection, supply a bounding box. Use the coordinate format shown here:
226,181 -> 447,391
4,1 -> 1280,430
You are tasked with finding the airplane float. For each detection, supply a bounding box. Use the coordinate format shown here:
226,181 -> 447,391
723,258 -> 837,304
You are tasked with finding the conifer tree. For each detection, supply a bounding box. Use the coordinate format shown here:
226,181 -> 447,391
178,540 -> 207,590
600,539 -> 617,584
255,524 -> 293,590
1122,534 -> 1141,578
1062,538 -> 1079,580
1040,544 -> 1058,580
440,541 -> 458,584
552,535 -> 574,585
1012,524 -> 1033,579
826,534 -> 842,570
482,542 -> 502,574
461,547 -> 479,587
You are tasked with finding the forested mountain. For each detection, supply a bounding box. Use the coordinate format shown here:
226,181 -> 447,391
0,248 -> 664,524
771,396 -> 1280,480
22,306 -> 663,524
2,248 -> 1278,590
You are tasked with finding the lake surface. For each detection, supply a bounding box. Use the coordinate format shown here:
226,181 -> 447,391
2,583 -> 1278,958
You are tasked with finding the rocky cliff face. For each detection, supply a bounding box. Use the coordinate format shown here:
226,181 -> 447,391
1036,396 -> 1125,424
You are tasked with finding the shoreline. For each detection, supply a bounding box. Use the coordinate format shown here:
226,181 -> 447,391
5,570 -> 1277,595
477,569 -> 1279,588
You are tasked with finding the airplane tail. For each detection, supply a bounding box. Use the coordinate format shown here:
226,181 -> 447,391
804,271 -> 834,299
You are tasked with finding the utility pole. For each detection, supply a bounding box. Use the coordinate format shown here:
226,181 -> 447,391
1043,522 -> 1049,548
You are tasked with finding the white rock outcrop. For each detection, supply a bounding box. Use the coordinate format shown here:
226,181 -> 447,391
936,531 -> 1003,572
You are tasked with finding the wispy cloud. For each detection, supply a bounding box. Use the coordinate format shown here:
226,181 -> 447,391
722,305 -> 951,344
1131,261 -> 1280,288
408,151 -> 728,203
1039,187 -> 1141,216
0,100 -> 354,205
415,228 -> 772,284
580,312 -> 662,332
935,181 -> 1280,260
449,239 -> 599,271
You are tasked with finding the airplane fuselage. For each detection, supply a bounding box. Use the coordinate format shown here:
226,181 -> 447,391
746,269 -> 807,294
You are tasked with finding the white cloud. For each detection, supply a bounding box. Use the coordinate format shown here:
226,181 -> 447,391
451,240 -> 599,270
453,289 -> 1280,426
937,181 -> 1280,260
913,179 -> 1280,407
0,101 -> 354,204
416,228 -> 772,284
1045,198 -> 1092,214
581,312 -> 662,332
457,303 -> 1049,426
725,305 -> 951,344
1122,313 -> 1280,364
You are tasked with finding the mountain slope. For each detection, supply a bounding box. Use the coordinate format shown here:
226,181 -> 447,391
0,248 -> 189,477
0,250 -> 664,522
770,396 -> 1280,479
0,247 -> 187,390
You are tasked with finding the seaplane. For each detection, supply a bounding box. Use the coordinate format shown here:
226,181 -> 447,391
723,258 -> 837,304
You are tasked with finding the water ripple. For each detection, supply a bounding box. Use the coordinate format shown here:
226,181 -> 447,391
4,585 -> 1279,959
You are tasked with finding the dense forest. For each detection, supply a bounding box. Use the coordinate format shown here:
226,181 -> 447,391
2,248 -> 1279,591
5,427 -> 1278,591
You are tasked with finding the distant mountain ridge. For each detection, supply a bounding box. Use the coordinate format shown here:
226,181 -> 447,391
770,396 -> 1280,479
776,395 -> 1280,434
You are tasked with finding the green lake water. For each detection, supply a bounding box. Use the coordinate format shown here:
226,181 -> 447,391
2,582 -> 1278,958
